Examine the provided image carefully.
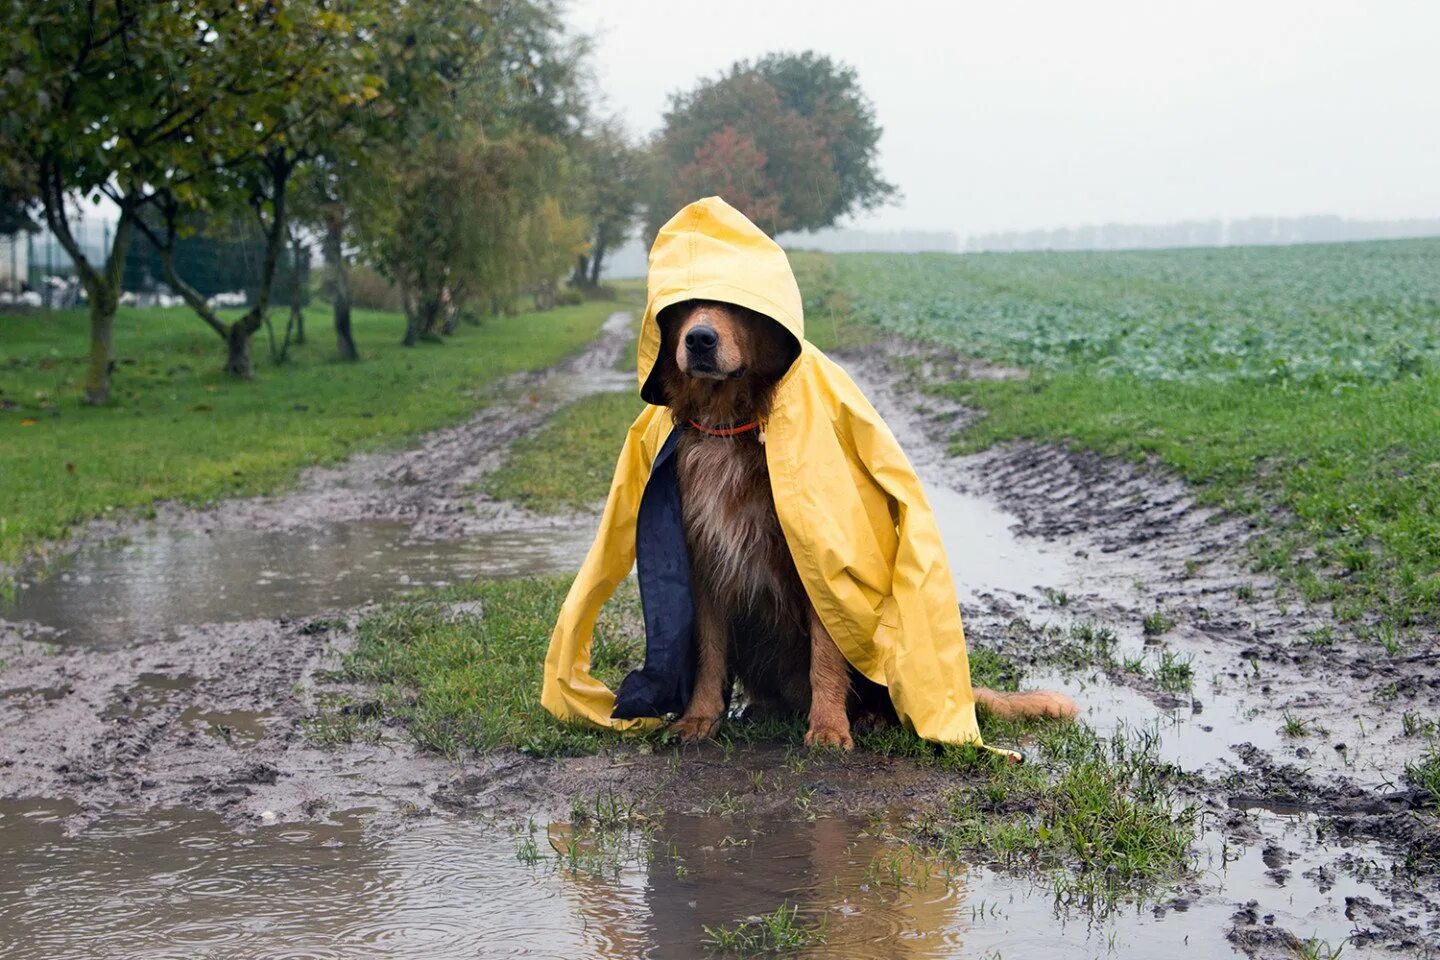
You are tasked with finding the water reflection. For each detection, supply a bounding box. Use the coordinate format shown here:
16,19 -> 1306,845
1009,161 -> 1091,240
0,799 -> 1385,959
3,520 -> 594,648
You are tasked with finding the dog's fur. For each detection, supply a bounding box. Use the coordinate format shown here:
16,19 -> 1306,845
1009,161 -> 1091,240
657,300 -> 1076,748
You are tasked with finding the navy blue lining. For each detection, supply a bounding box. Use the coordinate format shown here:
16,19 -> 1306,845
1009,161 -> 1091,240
612,428 -> 695,719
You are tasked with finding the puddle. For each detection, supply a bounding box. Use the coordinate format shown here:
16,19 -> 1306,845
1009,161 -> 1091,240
103,672 -> 199,720
177,706 -> 276,745
0,798 -> 1389,959
929,483 -> 1083,604
3,520 -> 594,648
0,685 -> 71,704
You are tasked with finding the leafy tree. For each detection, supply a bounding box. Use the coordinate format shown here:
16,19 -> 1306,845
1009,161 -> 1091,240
0,1 -> 354,399
522,196 -> 590,308
0,150 -> 38,236
295,0 -> 508,361
132,5 -> 392,378
570,118 -> 642,287
647,51 -> 896,239
674,127 -> 782,228
351,0 -> 590,343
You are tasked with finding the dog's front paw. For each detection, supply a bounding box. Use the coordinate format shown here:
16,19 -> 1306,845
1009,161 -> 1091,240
804,719 -> 853,751
671,715 -> 721,742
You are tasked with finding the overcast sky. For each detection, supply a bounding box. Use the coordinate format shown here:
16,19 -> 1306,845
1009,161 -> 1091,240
569,0 -> 1440,236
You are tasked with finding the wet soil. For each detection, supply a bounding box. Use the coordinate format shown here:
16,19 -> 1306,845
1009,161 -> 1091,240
1,316 -> 1437,957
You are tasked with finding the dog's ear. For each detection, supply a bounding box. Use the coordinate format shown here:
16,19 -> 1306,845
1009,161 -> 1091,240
746,307 -> 801,380
645,302 -> 688,405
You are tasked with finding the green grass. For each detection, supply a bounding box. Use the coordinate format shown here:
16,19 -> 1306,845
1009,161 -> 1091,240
0,301 -> 618,568
1408,744 -> 1440,806
909,721 -> 1195,912
319,575 -> 1030,764
1142,610 -> 1175,636
822,242 -> 1440,633
702,903 -> 825,954
483,391 -> 642,513
318,577 -> 646,758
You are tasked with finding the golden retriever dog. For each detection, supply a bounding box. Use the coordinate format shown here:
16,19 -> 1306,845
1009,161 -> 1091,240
656,299 -> 1076,749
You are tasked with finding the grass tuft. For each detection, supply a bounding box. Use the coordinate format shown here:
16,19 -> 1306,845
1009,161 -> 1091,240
1407,744 -> 1440,807
910,721 -> 1196,912
702,903 -> 825,954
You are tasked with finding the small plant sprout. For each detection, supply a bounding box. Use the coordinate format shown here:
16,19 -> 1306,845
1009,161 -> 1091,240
702,903 -> 825,953
1281,713 -> 1311,738
1152,650 -> 1194,692
1142,610 -> 1175,636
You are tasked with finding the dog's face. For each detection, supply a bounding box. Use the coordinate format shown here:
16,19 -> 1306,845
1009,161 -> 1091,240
672,301 -> 751,380
663,300 -> 792,384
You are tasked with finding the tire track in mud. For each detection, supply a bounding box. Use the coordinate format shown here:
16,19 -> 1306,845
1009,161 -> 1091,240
843,345 -> 1440,954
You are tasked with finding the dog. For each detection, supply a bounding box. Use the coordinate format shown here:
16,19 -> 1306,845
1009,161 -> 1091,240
656,299 -> 1077,749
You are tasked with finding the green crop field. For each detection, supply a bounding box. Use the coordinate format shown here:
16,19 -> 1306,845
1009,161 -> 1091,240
834,240 -> 1440,384
821,239 -> 1440,635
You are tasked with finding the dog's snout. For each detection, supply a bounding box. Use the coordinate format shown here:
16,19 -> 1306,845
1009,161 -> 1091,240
685,325 -> 718,353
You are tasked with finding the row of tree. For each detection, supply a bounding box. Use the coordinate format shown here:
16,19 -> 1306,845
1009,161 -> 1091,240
1,3 -> 896,405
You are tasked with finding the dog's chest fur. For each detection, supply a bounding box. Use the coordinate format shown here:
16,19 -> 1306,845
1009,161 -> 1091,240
676,432 -> 811,706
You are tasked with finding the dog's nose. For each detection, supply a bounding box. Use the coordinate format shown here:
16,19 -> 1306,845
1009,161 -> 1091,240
685,325 -> 718,353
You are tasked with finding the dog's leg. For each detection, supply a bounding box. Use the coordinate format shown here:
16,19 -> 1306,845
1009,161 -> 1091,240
804,607 -> 853,750
671,594 -> 728,742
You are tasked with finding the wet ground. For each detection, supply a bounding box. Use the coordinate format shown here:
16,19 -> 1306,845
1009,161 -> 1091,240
0,797 -> 1400,960
1,313 -> 1437,957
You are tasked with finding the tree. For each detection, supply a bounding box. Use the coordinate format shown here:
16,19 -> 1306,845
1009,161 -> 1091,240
647,51 -> 896,239
133,4 -> 395,378
570,118 -> 642,288
0,1 -> 377,397
350,0 -> 591,343
294,0 -> 511,361
674,127 -> 782,229
364,131 -> 575,344
522,196 -> 589,309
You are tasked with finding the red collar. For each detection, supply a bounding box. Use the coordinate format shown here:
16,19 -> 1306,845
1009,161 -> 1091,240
687,419 -> 760,437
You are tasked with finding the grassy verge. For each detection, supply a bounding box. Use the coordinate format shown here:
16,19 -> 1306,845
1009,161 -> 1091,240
483,391 -> 643,513
947,372 -> 1440,631
822,243 -> 1440,636
0,300 -> 616,567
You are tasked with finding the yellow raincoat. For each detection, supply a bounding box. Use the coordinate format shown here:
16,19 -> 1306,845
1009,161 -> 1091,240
541,196 -> 987,747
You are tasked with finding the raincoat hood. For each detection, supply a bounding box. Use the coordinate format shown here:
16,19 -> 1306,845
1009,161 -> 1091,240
638,196 -> 804,403
542,197 -> 995,751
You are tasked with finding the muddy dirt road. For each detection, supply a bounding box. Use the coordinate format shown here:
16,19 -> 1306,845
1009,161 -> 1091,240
1,313 -> 1436,958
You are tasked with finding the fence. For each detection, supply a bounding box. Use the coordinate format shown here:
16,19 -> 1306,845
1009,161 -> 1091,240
0,218 -> 312,311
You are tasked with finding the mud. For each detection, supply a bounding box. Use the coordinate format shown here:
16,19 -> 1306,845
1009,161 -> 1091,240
1,315 -> 1438,956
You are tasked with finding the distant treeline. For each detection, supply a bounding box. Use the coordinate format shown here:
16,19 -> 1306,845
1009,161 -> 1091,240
967,216 -> 1440,252
778,227 -> 960,254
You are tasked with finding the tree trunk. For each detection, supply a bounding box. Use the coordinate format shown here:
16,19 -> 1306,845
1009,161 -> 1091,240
83,293 -> 118,406
327,216 -> 358,360
402,283 -> 444,345
226,322 -> 254,378
588,239 -> 607,287
39,165 -> 134,405
400,277 -> 422,346
290,233 -> 306,345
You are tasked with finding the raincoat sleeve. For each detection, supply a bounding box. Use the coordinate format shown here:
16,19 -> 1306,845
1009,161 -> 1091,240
541,407 -> 667,731
837,391 -> 984,747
